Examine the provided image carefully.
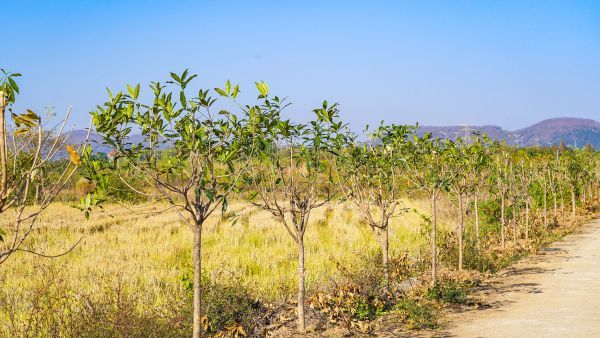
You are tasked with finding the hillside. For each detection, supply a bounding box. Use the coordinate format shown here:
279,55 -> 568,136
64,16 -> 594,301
417,117 -> 600,148
68,117 -> 600,152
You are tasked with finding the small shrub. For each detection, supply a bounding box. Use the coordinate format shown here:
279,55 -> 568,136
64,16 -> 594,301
395,298 -> 439,329
425,278 -> 468,304
181,270 -> 266,336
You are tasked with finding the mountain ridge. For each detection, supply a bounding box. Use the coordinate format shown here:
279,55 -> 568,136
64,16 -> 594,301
417,117 -> 600,147
66,117 -> 600,151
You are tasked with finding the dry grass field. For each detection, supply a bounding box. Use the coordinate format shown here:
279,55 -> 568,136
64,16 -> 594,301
0,198 -> 458,335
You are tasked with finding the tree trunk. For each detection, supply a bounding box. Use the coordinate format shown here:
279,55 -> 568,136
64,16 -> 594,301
297,236 -> 306,332
501,194 -> 505,248
512,203 -> 517,244
0,94 -> 7,197
192,224 -> 203,338
458,193 -> 464,271
35,185 -> 39,205
543,180 -> 548,228
380,225 -> 390,287
431,193 -> 437,286
475,191 -> 480,248
525,200 -> 530,243
560,187 -> 565,217
571,186 -> 576,218
553,190 -> 557,225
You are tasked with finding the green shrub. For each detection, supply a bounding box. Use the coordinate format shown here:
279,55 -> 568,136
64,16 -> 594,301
395,298 -> 438,329
426,278 -> 468,304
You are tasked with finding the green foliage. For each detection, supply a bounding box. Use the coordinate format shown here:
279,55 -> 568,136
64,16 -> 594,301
89,70 -> 249,221
0,69 -> 21,104
71,192 -> 104,219
426,278 -> 469,304
395,298 -> 439,329
336,123 -> 413,227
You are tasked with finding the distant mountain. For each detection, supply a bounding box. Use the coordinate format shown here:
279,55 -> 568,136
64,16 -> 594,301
417,117 -> 600,148
66,117 -> 600,152
65,129 -> 147,153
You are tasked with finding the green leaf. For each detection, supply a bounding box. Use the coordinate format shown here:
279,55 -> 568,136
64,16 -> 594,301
7,77 -> 19,94
255,81 -> 269,98
205,189 -> 214,202
222,197 -> 228,214
225,80 -> 231,94
215,88 -> 228,97
127,84 -> 135,97
232,84 -> 240,99
170,72 -> 181,83
180,91 -> 187,108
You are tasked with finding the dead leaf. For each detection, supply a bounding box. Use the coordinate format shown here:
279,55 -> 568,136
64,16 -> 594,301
66,145 -> 81,165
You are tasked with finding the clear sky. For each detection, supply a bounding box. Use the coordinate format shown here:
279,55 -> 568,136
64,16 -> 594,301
3,0 -> 600,131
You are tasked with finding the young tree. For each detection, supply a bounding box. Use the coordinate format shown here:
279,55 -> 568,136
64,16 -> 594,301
238,88 -> 346,332
446,138 -> 469,270
466,135 -> 493,248
0,69 -> 86,264
515,160 -> 534,243
536,159 -> 550,228
90,71 -> 248,338
509,160 -> 518,244
547,153 -> 560,224
336,123 -> 412,284
447,134 -> 493,267
563,149 -> 583,218
404,132 -> 451,285
493,149 -> 512,248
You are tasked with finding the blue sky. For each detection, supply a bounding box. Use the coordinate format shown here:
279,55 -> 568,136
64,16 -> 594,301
3,0 -> 600,131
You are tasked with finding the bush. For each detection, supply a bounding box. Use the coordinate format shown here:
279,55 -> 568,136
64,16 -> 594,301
425,278 -> 468,304
395,298 -> 439,329
308,252 -> 428,332
181,270 -> 267,336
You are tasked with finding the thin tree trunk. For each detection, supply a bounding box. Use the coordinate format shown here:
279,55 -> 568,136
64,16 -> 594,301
571,186 -> 576,218
543,180 -> 548,228
525,199 -> 530,243
431,193 -> 437,286
192,224 -> 203,338
380,225 -> 390,287
297,236 -> 306,332
553,190 -> 557,225
512,202 -> 517,244
560,187 -> 565,217
0,95 -> 7,197
458,193 -> 464,271
475,191 -> 480,247
501,193 -> 506,248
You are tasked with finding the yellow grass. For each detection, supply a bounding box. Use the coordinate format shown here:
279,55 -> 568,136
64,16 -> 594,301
0,198 -> 457,329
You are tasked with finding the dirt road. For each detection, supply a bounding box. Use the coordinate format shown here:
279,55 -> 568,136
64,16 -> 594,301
448,218 -> 600,338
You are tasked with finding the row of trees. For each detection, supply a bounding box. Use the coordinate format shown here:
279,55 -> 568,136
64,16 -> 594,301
2,70 -> 599,336
86,71 -> 600,335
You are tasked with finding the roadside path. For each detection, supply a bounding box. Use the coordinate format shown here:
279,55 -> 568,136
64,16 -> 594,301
448,217 -> 600,337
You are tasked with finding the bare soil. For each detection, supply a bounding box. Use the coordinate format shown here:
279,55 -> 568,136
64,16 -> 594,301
443,217 -> 600,337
